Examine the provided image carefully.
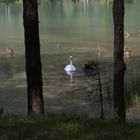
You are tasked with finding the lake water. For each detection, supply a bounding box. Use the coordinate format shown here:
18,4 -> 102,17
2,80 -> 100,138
0,0 -> 140,120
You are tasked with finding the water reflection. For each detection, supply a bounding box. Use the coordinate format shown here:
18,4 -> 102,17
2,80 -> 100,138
65,71 -> 74,83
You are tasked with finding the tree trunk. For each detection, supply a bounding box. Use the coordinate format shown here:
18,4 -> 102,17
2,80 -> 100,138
23,0 -> 44,115
113,0 -> 126,120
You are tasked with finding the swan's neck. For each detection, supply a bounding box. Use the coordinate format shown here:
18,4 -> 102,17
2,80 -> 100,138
70,59 -> 73,65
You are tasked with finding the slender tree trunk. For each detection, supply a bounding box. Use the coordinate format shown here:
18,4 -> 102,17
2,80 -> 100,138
23,0 -> 44,115
113,0 -> 126,120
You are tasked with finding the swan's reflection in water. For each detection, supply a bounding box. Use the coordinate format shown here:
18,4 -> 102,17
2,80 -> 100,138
65,71 -> 75,83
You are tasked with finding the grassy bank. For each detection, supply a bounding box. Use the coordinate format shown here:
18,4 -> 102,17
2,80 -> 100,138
0,114 -> 140,140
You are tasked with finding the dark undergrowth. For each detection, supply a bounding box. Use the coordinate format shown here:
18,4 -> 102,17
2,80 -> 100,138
0,113 -> 140,140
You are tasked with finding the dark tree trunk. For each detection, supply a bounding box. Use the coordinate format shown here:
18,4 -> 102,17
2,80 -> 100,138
23,0 -> 44,115
113,0 -> 126,120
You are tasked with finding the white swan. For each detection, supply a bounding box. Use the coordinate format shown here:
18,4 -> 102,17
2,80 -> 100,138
64,56 -> 76,72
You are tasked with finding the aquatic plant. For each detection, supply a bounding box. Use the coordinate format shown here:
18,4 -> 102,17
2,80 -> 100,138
125,74 -> 140,105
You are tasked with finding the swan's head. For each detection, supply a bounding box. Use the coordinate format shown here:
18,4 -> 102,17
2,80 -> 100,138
69,56 -> 73,59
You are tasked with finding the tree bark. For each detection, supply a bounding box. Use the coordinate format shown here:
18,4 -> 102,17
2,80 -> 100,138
23,0 -> 44,115
113,0 -> 126,120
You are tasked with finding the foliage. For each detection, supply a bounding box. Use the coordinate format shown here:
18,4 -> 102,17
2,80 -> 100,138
0,0 -> 18,3
125,74 -> 140,105
0,114 -> 140,140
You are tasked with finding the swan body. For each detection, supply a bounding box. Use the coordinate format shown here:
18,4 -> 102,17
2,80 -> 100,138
64,56 -> 76,72
64,65 -> 76,72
